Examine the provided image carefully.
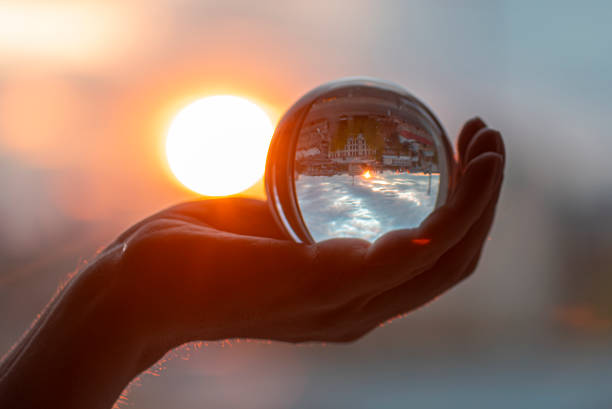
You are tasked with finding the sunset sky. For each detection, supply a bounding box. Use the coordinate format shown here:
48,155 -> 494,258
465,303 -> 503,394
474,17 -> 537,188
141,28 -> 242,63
2,2 -> 612,408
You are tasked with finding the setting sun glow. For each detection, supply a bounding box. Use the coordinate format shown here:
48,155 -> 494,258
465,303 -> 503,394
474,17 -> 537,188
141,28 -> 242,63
166,95 -> 273,196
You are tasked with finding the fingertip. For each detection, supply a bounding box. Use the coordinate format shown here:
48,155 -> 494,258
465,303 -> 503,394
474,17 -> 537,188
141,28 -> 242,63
465,128 -> 505,164
454,152 -> 502,203
457,117 -> 487,167
464,151 -> 503,175
469,116 -> 486,127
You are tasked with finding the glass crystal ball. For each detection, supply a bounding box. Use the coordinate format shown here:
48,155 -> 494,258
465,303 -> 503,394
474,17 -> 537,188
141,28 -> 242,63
266,77 -> 454,243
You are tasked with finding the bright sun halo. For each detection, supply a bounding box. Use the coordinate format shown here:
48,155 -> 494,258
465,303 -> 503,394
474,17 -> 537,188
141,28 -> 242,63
166,95 -> 273,196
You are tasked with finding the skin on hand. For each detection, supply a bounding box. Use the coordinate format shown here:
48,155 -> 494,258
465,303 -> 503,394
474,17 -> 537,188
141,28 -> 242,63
92,117 -> 505,359
0,117 -> 505,409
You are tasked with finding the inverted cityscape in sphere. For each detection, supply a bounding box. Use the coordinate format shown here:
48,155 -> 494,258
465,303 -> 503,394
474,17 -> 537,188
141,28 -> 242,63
293,82 -> 447,242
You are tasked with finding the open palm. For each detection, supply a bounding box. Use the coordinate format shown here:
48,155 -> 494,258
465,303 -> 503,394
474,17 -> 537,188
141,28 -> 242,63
101,117 -> 504,353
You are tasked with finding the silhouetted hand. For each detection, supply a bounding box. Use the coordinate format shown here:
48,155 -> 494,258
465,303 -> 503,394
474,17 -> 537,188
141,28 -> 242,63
0,118 -> 504,409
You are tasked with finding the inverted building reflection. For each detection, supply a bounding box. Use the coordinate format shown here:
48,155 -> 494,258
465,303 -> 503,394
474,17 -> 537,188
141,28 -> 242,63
293,88 -> 443,242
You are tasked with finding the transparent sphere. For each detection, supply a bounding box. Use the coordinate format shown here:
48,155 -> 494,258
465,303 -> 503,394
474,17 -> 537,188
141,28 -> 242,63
266,77 -> 454,243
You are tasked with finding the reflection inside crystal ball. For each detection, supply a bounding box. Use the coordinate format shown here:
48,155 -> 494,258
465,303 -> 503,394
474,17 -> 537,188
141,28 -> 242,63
268,78 -> 452,243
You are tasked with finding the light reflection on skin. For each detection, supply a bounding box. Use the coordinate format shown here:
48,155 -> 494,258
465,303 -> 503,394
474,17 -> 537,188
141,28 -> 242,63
296,172 -> 439,242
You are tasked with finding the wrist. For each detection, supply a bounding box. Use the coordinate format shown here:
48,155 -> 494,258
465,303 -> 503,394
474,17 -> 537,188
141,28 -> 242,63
0,248 -> 155,409
72,246 -> 164,372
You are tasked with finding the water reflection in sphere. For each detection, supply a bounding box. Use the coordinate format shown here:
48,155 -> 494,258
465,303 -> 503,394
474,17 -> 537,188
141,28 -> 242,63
266,78 -> 453,243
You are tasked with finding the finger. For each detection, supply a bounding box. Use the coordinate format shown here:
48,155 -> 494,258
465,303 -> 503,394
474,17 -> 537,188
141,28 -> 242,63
114,198 -> 287,246
363,251 -> 481,328
423,174 -> 502,284
367,208 -> 494,323
365,152 -> 502,282
164,198 -> 288,240
417,151 -> 502,252
465,128 -> 505,165
361,174 -> 502,323
457,117 -> 487,169
111,202 -> 211,246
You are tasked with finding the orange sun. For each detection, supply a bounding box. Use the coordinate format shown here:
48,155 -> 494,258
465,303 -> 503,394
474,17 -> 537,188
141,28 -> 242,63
166,95 -> 273,196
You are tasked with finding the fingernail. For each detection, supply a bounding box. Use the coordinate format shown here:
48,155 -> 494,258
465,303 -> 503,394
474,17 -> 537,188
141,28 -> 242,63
452,153 -> 502,205
481,154 -> 503,188
470,116 -> 486,127
490,130 -> 503,154
492,155 -> 503,185
465,153 -> 501,183
491,131 -> 506,168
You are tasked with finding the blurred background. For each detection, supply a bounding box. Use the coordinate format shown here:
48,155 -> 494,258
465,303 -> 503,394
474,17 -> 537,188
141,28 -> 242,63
2,1 -> 612,408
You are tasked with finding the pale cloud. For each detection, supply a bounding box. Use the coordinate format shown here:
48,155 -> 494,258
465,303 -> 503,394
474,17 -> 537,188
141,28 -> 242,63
0,1 -> 165,73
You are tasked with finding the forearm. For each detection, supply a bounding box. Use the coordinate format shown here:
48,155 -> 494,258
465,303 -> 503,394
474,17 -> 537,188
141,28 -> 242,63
0,253 -> 149,409
0,283 -> 66,378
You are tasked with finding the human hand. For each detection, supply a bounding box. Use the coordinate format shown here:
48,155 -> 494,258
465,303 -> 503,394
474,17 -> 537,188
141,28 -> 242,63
90,117 -> 504,357
0,118 -> 503,409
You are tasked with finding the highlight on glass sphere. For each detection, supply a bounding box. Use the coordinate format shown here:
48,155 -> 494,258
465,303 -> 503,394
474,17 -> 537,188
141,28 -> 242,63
266,77 -> 454,244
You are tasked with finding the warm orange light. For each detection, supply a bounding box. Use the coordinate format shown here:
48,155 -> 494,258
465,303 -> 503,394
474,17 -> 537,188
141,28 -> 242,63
166,95 -> 273,196
362,170 -> 372,179
411,238 -> 431,245
0,3 -> 142,67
